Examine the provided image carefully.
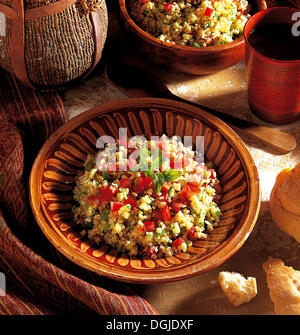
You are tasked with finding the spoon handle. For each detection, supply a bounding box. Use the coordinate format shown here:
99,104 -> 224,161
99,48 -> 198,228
169,93 -> 296,154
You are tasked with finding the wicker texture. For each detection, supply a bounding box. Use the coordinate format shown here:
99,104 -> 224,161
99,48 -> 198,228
0,0 -> 108,90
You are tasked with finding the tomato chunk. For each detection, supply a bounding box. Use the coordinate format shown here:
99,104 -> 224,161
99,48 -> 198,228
124,198 -> 137,209
188,227 -> 198,241
207,169 -> 216,179
152,209 -> 162,221
204,7 -> 214,17
111,202 -> 124,212
98,185 -> 118,202
120,178 -> 132,189
87,196 -> 102,207
181,184 -> 200,199
163,3 -> 175,11
136,176 -> 152,191
161,182 -> 171,193
144,221 -> 156,232
162,204 -> 171,222
146,246 -> 157,256
172,237 -> 184,248
171,200 -> 185,213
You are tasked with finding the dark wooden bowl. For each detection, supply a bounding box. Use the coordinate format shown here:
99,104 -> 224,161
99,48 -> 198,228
29,98 -> 261,284
118,0 -> 267,75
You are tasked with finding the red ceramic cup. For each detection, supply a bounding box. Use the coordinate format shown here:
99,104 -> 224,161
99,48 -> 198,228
244,7 -> 300,124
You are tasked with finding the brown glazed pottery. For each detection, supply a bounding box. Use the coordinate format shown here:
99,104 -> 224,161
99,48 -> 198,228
118,0 -> 267,75
29,98 -> 261,284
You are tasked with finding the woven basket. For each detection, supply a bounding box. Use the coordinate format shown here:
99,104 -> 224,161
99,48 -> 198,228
0,0 -> 108,91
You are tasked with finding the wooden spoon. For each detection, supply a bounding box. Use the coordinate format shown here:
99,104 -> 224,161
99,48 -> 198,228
104,62 -> 296,154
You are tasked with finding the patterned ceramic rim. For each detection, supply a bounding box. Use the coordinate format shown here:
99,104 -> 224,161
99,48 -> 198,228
29,98 -> 261,284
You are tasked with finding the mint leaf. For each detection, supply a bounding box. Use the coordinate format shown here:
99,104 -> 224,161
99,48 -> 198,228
153,172 -> 165,194
163,169 -> 182,182
145,167 -> 156,180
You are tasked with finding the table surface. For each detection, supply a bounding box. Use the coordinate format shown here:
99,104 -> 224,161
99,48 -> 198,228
61,11 -> 300,315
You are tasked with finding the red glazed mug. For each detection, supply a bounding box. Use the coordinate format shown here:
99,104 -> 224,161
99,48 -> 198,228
244,7 -> 300,124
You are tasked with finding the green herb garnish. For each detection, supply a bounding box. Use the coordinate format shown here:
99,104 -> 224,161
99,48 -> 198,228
100,210 -> 109,221
102,171 -> 111,181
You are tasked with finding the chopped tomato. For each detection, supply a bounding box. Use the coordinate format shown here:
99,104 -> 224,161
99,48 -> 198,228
124,197 -> 137,209
144,176 -> 153,187
152,209 -> 162,221
172,237 -> 184,248
160,192 -> 169,202
144,221 -> 156,232
140,0 -> 150,3
161,182 -> 171,193
181,184 -> 200,199
86,196 -> 102,207
162,204 -> 171,222
98,185 -> 118,202
188,227 -> 198,241
146,246 -> 157,256
207,169 -> 216,179
139,225 -> 146,233
133,185 -> 144,194
204,7 -> 214,17
171,200 -> 185,213
137,176 -> 152,190
120,178 -> 132,189
151,190 -> 160,198
163,2 -> 175,11
111,202 -> 124,212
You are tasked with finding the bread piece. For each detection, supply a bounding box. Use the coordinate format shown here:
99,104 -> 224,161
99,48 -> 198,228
218,271 -> 257,306
270,163 -> 300,244
263,257 -> 300,315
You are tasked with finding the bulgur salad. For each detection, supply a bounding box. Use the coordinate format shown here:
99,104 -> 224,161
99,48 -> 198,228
72,135 -> 222,259
129,0 -> 251,47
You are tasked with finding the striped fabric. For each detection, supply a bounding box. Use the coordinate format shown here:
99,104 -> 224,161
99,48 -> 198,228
0,68 -> 158,315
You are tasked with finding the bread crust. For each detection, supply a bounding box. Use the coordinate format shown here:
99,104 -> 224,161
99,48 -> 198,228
269,163 -> 300,244
263,257 -> 300,315
270,187 -> 300,244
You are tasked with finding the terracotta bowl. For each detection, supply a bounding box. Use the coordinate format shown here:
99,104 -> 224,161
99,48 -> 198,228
118,0 -> 267,75
29,98 -> 261,284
